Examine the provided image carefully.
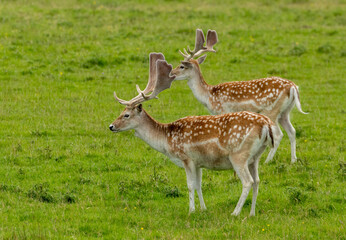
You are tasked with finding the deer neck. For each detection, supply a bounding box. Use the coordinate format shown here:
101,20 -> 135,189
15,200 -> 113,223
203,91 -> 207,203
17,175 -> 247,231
187,69 -> 211,108
134,110 -> 168,154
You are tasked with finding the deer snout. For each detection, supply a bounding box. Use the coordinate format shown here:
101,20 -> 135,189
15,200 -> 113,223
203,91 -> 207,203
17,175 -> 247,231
171,69 -> 180,77
109,124 -> 116,131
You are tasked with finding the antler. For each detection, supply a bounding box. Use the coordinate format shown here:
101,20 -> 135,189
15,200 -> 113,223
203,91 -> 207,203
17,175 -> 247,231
136,60 -> 176,102
114,54 -> 175,107
114,52 -> 165,106
179,29 -> 218,61
179,29 -> 205,60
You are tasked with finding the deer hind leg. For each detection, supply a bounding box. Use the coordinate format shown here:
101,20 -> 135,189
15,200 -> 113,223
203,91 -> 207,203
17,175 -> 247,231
248,161 -> 259,217
265,123 -> 283,163
230,155 -> 254,216
196,167 -> 207,210
279,112 -> 297,163
249,145 -> 266,216
183,160 -> 197,214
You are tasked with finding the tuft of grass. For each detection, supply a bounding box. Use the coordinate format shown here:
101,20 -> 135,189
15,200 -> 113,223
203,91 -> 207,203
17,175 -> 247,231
286,187 -> 308,204
0,184 -> 22,194
82,56 -> 108,68
267,68 -> 287,75
317,43 -> 335,54
289,44 -> 307,56
164,186 -> 182,198
276,163 -> 287,173
30,130 -> 51,137
337,162 -> 346,181
27,183 -> 56,203
340,50 -> 346,57
63,192 -> 77,204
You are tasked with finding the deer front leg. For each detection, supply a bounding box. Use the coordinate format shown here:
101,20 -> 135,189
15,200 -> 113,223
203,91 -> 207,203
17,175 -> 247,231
196,167 -> 207,210
183,160 -> 197,214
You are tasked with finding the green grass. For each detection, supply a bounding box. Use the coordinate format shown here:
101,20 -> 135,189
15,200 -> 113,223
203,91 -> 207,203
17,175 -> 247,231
0,0 -> 345,238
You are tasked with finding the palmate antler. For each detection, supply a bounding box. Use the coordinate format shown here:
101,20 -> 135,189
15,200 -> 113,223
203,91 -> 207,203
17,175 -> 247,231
114,53 -> 176,107
114,52 -> 164,106
179,29 -> 218,61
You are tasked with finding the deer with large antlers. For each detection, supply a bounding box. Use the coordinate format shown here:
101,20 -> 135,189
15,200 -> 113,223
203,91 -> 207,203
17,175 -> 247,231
109,53 -> 276,216
171,29 -> 308,164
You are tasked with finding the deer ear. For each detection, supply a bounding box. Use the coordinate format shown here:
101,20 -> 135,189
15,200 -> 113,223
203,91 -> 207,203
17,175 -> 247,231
181,61 -> 193,68
197,55 -> 207,65
136,104 -> 142,112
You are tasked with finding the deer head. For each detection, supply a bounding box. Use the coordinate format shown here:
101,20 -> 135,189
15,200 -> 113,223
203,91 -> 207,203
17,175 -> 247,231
171,29 -> 218,81
109,53 -> 176,132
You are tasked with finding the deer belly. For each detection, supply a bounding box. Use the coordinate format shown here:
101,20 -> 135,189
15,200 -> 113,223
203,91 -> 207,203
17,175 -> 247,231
168,157 -> 184,168
199,156 -> 232,170
187,141 -> 232,170
223,100 -> 262,113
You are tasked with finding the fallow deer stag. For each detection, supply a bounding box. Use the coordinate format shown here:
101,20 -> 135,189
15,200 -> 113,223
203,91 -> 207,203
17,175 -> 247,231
171,29 -> 308,164
109,52 -> 275,216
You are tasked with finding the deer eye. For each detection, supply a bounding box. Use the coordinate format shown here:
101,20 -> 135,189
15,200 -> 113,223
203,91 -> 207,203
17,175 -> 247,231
124,114 -> 130,118
179,65 -> 185,69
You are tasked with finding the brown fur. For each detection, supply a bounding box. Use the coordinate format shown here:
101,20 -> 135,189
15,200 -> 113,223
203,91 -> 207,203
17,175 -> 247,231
210,77 -> 295,104
172,59 -> 298,121
164,111 -> 273,158
112,107 -> 274,162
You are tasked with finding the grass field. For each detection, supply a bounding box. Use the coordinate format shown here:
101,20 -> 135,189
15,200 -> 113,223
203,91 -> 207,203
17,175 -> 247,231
0,0 -> 345,238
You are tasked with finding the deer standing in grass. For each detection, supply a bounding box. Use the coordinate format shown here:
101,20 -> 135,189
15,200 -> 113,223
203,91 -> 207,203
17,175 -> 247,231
171,29 -> 308,164
109,53 -> 275,216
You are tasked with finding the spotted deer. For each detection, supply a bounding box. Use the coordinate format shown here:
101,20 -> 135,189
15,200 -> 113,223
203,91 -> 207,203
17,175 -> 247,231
109,53 -> 276,216
171,29 -> 308,164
